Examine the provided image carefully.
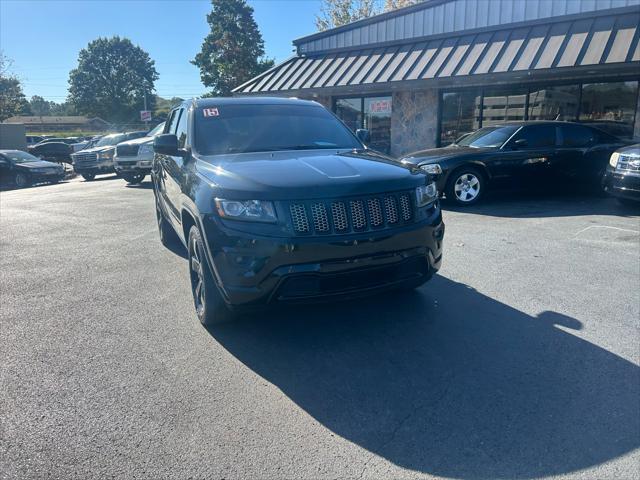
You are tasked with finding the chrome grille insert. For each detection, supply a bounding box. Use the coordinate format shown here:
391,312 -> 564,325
289,191 -> 414,235
290,204 -> 309,233
310,203 -> 329,233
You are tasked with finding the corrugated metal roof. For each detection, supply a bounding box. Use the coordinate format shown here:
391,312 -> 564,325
234,11 -> 640,94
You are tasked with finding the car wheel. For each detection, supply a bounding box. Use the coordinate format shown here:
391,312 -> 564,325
123,173 -> 145,184
446,167 -> 485,206
15,173 -> 31,188
82,173 -> 96,181
188,225 -> 234,326
155,194 -> 180,248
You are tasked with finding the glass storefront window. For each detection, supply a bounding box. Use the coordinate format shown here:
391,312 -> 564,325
528,85 -> 579,121
481,87 -> 528,126
335,98 -> 362,132
580,81 -> 638,139
440,90 -> 481,146
364,96 -> 392,154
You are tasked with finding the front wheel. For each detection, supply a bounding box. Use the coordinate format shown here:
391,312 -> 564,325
15,173 -> 31,188
188,225 -> 234,326
445,167 -> 485,206
122,173 -> 145,184
82,173 -> 96,181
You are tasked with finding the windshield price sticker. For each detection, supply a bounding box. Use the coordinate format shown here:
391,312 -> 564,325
203,108 -> 219,117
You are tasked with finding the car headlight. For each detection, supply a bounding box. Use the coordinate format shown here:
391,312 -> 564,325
609,152 -> 619,168
415,182 -> 438,207
98,151 -> 114,160
420,164 -> 442,175
215,199 -> 277,223
138,144 -> 154,155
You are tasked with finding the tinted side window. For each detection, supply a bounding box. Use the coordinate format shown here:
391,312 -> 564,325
559,125 -> 596,147
175,109 -> 188,148
166,109 -> 181,134
512,125 -> 556,148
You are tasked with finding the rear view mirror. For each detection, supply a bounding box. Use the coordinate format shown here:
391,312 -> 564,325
513,138 -> 528,149
355,129 -> 371,144
154,134 -> 179,156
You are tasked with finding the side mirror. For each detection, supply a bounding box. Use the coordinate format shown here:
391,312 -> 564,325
154,134 -> 180,156
355,128 -> 371,144
513,138 -> 528,149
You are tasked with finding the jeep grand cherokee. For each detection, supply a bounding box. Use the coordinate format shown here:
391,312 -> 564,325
152,98 -> 444,325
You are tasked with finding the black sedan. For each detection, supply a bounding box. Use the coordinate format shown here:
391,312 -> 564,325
28,141 -> 73,164
0,150 -> 65,188
401,121 -> 627,205
603,144 -> 640,205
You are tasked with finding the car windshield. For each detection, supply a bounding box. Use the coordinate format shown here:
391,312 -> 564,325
2,151 -> 41,164
195,104 -> 361,155
95,134 -> 126,147
147,123 -> 164,137
455,126 -> 520,148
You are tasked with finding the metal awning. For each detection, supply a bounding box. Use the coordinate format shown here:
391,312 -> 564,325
234,11 -> 640,95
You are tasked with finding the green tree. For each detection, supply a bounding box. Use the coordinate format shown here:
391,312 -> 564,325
154,95 -> 184,119
0,53 -> 30,121
383,0 -> 422,11
29,95 -> 51,116
68,36 -> 159,123
315,0 -> 378,31
193,0 -> 274,96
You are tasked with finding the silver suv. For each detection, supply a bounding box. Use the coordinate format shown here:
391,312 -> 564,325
114,122 -> 164,184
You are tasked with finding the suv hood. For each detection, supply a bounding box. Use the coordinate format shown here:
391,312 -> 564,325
118,136 -> 153,147
402,146 -> 496,165
74,145 -> 116,155
196,149 -> 426,200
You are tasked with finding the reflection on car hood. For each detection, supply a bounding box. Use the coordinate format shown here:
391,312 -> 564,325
615,143 -> 640,155
118,136 -> 153,147
196,149 -> 425,199
402,146 -> 496,165
16,160 -> 61,169
73,145 -> 115,155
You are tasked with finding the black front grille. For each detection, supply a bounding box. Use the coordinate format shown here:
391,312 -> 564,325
116,144 -> 139,157
72,152 -> 98,168
288,191 -> 414,235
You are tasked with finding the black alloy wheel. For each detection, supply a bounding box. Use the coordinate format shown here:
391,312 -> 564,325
15,173 -> 31,188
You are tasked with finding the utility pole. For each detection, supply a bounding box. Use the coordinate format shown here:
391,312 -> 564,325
143,91 -> 149,130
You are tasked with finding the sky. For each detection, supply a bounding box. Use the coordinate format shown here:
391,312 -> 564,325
0,0 -> 323,102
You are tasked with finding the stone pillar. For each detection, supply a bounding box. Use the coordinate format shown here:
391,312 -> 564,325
391,89 -> 438,158
635,92 -> 640,139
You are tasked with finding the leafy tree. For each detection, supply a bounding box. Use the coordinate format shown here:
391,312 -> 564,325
48,101 -> 76,116
0,53 -> 30,121
193,0 -> 274,96
154,95 -> 184,119
315,0 -> 378,31
68,36 -> 158,123
29,95 -> 51,116
383,0 -> 423,11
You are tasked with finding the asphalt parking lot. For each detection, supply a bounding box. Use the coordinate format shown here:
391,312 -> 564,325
1,177 -> 639,479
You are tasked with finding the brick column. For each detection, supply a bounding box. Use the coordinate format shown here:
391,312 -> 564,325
391,89 -> 438,158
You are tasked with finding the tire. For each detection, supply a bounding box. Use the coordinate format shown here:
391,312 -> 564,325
15,172 -> 31,188
188,225 -> 234,326
122,173 -> 145,184
155,194 -> 180,248
445,167 -> 485,206
82,173 -> 96,181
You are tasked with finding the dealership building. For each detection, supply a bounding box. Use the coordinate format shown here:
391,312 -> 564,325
234,0 -> 640,156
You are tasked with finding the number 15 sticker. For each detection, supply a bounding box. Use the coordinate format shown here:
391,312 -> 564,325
203,108 -> 219,117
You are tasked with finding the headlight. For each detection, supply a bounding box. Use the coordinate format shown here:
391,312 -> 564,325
609,152 -> 619,168
215,199 -> 277,223
420,164 -> 442,175
138,144 -> 154,155
97,150 -> 114,160
415,182 -> 438,207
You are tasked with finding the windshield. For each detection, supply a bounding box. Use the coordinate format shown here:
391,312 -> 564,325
95,134 -> 126,147
148,122 -> 165,137
195,104 -> 361,155
2,151 -> 41,164
456,126 -> 520,148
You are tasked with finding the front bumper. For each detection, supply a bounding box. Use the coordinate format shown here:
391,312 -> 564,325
200,207 -> 444,307
603,169 -> 640,201
114,156 -> 153,173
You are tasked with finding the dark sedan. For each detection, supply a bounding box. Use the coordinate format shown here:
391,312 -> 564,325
28,141 -> 73,164
603,144 -> 640,205
0,150 -> 65,188
401,121 -> 627,205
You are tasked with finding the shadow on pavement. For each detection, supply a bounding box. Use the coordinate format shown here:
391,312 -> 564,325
443,190 -> 640,218
125,181 -> 153,190
207,275 -> 639,479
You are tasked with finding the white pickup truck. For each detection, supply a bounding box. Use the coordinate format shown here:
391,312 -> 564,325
114,122 -> 164,184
